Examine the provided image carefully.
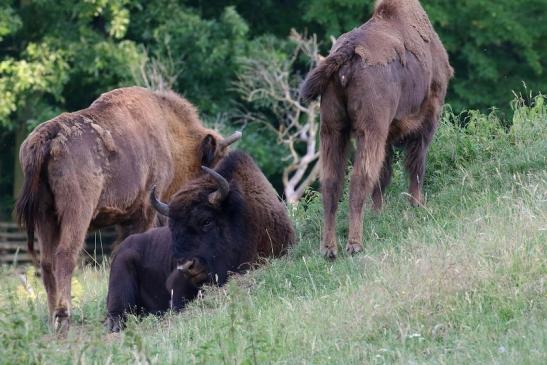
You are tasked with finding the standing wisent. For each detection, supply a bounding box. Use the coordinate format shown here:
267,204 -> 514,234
15,86 -> 241,334
300,0 -> 453,258
105,151 -> 296,331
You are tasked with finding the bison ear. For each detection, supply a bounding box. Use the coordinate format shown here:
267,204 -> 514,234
200,134 -> 217,167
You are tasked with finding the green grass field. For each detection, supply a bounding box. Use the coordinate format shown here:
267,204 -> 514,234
1,95 -> 545,364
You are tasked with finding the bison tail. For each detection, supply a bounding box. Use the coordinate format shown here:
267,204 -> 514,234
15,130 -> 53,266
299,41 -> 356,103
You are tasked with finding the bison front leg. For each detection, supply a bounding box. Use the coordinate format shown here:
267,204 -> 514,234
105,249 -> 140,333
166,268 -> 200,312
347,129 -> 387,254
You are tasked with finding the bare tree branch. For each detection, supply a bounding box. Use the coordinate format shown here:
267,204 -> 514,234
131,47 -> 181,91
234,30 -> 323,204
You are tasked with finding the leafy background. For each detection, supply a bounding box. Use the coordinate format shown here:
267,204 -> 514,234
0,0 -> 546,217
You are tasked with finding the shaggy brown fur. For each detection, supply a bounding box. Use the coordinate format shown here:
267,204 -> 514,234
15,86 -> 239,334
105,151 -> 296,332
166,150 -> 296,265
300,0 -> 453,258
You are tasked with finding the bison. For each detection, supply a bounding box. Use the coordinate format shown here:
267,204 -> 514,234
104,227 -> 196,332
105,151 -> 296,332
300,0 -> 453,258
15,86 -> 241,333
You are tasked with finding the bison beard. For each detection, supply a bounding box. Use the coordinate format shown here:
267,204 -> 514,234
105,151 -> 295,332
300,0 -> 453,258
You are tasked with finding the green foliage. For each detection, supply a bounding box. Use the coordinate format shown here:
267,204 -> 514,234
0,42 -> 69,127
303,0 -> 373,36
1,0 -> 546,211
0,3 -> 21,42
237,123 -> 287,191
0,0 -> 144,129
510,93 -> 547,144
424,0 -> 547,112
129,3 -> 249,114
184,0 -> 312,37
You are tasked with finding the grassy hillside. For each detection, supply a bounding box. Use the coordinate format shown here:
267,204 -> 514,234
0,95 -> 545,364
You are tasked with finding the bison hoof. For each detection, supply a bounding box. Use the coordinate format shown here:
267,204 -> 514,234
346,242 -> 363,255
371,194 -> 384,212
372,201 -> 383,213
408,193 -> 424,207
53,310 -> 70,336
320,244 -> 337,260
104,315 -> 123,333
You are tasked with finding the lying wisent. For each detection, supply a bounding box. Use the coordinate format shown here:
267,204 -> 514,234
15,86 -> 241,333
104,227 -> 188,333
105,151 -> 296,331
300,0 -> 453,258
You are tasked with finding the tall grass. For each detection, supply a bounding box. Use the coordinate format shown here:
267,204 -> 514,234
0,95 -> 545,364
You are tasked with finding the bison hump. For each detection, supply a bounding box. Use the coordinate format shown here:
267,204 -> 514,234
353,29 -> 406,66
347,0 -> 435,68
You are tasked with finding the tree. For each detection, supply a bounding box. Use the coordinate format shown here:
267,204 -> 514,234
127,3 -> 250,115
0,0 -> 144,217
425,0 -> 547,112
235,31 -> 322,204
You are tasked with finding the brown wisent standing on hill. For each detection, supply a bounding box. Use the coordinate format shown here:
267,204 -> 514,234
300,0 -> 453,258
15,86 -> 241,333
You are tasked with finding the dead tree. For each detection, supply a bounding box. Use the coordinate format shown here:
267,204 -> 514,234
235,30 -> 322,204
131,47 -> 180,91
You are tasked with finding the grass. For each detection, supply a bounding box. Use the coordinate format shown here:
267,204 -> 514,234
0,95 -> 545,364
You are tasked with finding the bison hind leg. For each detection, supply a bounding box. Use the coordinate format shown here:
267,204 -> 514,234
319,83 -> 351,259
404,124 -> 437,207
35,216 -> 60,324
53,205 -> 96,336
371,146 -> 394,212
347,123 -> 390,255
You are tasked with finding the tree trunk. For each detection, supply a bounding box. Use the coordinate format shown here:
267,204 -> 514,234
11,124 -> 25,220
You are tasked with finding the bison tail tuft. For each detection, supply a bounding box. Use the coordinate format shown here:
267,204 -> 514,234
15,132 -> 52,267
299,42 -> 356,103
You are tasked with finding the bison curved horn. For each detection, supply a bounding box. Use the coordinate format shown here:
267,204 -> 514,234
150,186 -> 170,217
219,131 -> 242,148
201,166 -> 230,205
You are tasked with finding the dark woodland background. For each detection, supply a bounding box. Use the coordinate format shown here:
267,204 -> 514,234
1,0 -> 546,219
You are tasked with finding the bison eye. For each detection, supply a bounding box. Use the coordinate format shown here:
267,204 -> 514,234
201,218 -> 213,231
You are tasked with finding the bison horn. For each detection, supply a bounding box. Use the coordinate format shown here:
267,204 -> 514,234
201,166 -> 230,205
150,186 -> 170,217
219,131 -> 242,148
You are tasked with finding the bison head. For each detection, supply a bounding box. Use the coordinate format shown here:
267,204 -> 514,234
150,165 -> 248,286
200,131 -> 242,167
